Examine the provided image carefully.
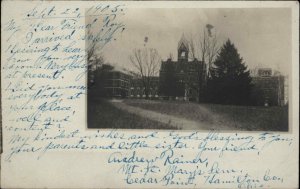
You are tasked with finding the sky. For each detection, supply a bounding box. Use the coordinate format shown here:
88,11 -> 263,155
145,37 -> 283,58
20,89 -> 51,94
99,8 -> 291,75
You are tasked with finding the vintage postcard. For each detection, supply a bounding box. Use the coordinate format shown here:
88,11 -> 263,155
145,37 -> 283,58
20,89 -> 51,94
1,1 -> 299,188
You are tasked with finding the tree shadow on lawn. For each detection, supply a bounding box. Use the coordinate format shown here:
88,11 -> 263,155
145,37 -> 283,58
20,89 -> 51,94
87,97 -> 179,130
124,99 -> 288,132
202,104 -> 288,132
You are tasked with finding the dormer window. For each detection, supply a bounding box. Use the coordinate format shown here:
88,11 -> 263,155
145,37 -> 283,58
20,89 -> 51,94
181,51 -> 186,57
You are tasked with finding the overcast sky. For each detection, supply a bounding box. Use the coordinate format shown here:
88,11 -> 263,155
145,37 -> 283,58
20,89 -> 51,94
99,8 -> 291,75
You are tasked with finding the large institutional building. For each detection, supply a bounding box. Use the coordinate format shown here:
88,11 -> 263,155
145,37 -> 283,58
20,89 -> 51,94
159,35 -> 206,101
89,35 -> 287,106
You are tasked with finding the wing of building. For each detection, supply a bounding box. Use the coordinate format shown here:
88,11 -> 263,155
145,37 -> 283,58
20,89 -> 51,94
251,68 -> 286,106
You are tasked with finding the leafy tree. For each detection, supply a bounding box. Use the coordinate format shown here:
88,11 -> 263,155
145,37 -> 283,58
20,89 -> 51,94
207,39 -> 252,105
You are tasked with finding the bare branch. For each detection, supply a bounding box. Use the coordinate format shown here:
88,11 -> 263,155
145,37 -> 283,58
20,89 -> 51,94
129,48 -> 161,98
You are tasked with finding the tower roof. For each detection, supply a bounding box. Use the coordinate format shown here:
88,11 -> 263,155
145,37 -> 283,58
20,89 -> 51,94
178,33 -> 189,50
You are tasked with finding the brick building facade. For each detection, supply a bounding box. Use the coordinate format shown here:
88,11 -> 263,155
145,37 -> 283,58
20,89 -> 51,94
159,34 -> 206,101
251,68 -> 286,106
90,64 -> 132,98
129,77 -> 159,99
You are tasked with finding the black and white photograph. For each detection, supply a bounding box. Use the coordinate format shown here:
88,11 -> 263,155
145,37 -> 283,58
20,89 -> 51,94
87,8 -> 290,131
1,1 -> 299,189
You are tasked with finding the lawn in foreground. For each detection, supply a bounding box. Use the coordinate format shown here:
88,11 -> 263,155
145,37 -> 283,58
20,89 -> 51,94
124,99 -> 288,131
88,98 -> 177,129
202,103 -> 288,131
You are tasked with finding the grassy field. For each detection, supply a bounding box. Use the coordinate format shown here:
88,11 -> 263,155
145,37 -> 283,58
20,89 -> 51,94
124,99 -> 289,131
202,103 -> 288,131
88,98 -> 177,129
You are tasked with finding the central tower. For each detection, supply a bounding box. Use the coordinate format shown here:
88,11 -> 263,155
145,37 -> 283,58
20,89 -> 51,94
178,34 -> 189,61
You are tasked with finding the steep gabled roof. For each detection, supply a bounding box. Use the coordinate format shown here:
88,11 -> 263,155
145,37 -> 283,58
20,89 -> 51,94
177,33 -> 189,51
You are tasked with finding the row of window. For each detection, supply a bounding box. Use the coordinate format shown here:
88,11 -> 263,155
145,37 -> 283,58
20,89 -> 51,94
106,72 -> 132,80
104,79 -> 130,88
130,90 -> 158,96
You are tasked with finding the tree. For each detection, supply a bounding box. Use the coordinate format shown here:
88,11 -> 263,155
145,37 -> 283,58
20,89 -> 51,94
188,25 -> 220,75
88,53 -> 105,87
87,27 -> 104,68
129,48 -> 161,99
187,24 -> 220,102
207,39 -> 252,105
87,26 -> 106,87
